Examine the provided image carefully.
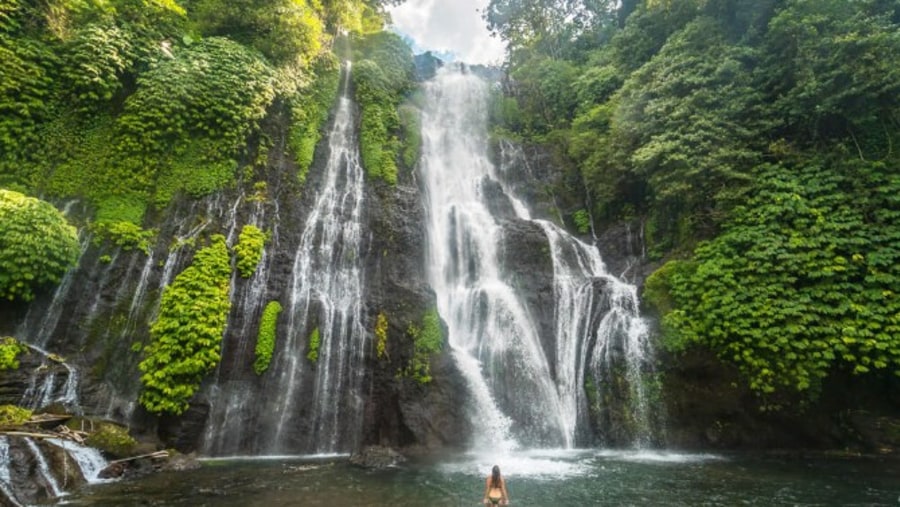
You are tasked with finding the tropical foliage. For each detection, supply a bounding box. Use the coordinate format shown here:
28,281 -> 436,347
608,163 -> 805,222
138,235 -> 232,415
234,225 -> 267,278
404,308 -> 443,383
84,422 -> 138,458
0,0 -> 399,224
352,31 -> 417,184
307,327 -> 321,363
290,55 -> 341,184
0,190 -> 80,302
0,337 -> 29,371
254,301 -> 282,375
0,405 -> 32,427
487,0 -> 900,402
375,311 -> 388,359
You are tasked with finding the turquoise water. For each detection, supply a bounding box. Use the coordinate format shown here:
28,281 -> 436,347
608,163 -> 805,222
60,449 -> 899,506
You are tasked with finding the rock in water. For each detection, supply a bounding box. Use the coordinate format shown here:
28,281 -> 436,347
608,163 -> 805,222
349,446 -> 406,468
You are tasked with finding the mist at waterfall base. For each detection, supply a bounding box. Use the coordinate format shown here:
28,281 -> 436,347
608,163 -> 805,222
61,450 -> 900,506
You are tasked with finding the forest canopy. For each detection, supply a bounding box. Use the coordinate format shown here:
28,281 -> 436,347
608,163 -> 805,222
0,0 -> 402,224
486,0 -> 900,404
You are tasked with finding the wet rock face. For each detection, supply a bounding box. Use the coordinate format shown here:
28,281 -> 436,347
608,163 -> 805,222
396,351 -> 472,450
349,445 -> 406,468
660,348 -> 900,453
157,400 -> 210,453
0,349 -> 42,407
497,219 -> 555,364
593,220 -> 650,286
1,437 -> 88,506
361,180 -> 472,451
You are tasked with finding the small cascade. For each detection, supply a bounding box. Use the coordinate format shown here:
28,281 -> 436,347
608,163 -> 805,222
537,221 -> 658,445
535,221 -> 604,445
0,436 -> 109,505
120,250 -> 157,345
419,66 -> 660,449
0,437 -> 22,507
77,248 -> 123,340
15,235 -> 91,348
496,141 -> 659,446
264,62 -> 368,454
24,438 -> 64,499
46,439 -> 109,484
201,196 -> 277,455
21,344 -> 81,413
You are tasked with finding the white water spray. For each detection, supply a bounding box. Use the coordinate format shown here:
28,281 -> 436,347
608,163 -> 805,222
419,68 -> 568,449
419,67 -> 659,449
24,438 -> 63,498
267,62 -> 368,453
46,439 -> 109,484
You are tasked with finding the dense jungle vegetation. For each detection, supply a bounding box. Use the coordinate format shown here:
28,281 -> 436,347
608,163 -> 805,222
486,0 -> 900,407
0,0 -> 412,413
2,0 -> 899,414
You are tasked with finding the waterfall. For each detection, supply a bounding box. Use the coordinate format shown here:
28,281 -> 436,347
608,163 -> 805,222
419,66 -> 659,449
21,344 -> 81,413
24,438 -> 63,498
201,197 -> 277,456
420,68 -> 567,449
46,438 -> 109,484
14,235 -> 91,348
270,62 -> 367,453
0,437 -> 22,507
205,62 -> 366,455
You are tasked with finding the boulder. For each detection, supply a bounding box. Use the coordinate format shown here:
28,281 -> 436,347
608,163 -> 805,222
349,445 -> 406,468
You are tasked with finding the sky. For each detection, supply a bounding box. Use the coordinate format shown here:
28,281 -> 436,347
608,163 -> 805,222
386,0 -> 507,65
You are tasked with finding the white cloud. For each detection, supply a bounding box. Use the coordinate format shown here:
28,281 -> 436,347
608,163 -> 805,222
387,0 -> 506,65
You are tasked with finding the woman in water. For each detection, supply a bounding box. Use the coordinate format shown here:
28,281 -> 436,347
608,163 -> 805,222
482,465 -> 509,505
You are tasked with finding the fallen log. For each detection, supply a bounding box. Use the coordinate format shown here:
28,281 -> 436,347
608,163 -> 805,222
0,431 -> 56,440
106,450 -> 170,465
28,413 -> 72,430
55,424 -> 87,444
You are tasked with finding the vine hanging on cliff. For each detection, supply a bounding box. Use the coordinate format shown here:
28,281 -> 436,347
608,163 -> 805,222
234,224 -> 268,278
254,301 -> 282,375
138,234 -> 232,415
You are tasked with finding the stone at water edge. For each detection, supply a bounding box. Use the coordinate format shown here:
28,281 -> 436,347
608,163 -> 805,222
349,445 -> 407,468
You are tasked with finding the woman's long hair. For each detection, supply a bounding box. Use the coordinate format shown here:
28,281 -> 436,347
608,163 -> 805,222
490,465 -> 502,488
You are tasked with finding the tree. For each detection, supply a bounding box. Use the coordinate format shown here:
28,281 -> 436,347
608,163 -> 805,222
658,160 -> 900,402
579,17 -> 762,242
191,0 -> 324,65
759,0 -> 900,150
0,190 -> 80,302
484,0 -> 616,58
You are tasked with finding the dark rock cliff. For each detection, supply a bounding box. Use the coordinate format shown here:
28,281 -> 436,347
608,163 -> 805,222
0,95 -> 471,456
361,177 -> 471,451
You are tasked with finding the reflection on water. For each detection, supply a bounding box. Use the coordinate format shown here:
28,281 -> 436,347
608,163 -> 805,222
60,450 -> 900,506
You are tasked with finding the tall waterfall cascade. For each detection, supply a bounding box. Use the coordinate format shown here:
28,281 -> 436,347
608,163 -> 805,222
202,62 -> 368,455
272,61 -> 367,453
419,66 -> 660,449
